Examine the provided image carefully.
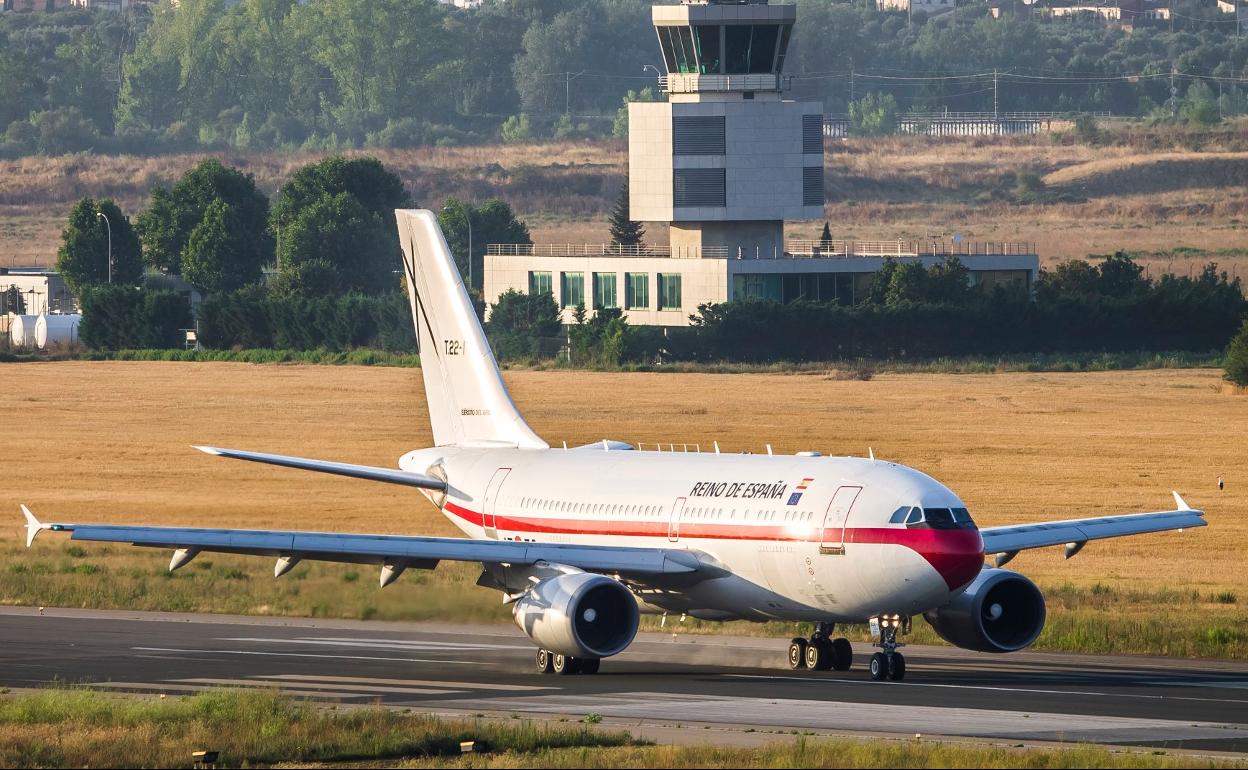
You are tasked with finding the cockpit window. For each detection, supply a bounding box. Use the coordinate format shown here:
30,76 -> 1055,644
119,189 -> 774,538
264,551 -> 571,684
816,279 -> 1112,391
911,506 -> 976,530
888,506 -> 911,524
904,507 -> 924,525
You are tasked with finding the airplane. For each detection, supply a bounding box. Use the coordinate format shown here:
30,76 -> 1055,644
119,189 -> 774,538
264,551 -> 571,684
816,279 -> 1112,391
21,209 -> 1207,681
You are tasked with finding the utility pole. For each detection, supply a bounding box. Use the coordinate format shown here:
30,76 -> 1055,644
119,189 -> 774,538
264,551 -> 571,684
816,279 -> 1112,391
564,70 -> 586,117
993,68 -> 999,120
850,67 -> 856,104
1170,65 -> 1179,119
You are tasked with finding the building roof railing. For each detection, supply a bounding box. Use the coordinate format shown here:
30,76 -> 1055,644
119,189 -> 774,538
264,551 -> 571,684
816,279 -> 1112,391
659,73 -> 790,93
486,243 -> 728,259
785,240 -> 1037,258
488,241 -> 1037,260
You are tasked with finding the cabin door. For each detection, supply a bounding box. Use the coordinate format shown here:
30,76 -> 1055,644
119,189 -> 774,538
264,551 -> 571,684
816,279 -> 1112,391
667,497 -> 687,543
482,467 -> 511,540
819,485 -> 862,555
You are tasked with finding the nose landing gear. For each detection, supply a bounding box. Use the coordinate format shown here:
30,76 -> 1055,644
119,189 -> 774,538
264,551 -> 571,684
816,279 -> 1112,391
787,622 -> 853,672
868,614 -> 908,682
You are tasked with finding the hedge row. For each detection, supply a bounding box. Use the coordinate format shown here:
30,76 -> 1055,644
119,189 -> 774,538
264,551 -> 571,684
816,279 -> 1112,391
197,289 -> 415,352
79,286 -> 193,350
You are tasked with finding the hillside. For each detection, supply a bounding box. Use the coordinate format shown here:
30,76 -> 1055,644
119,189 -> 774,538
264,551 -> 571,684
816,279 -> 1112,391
3,124 -> 1247,277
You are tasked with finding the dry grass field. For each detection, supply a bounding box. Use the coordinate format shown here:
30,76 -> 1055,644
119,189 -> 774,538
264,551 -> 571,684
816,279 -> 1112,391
2,362 -> 1246,656
3,124 -> 1246,278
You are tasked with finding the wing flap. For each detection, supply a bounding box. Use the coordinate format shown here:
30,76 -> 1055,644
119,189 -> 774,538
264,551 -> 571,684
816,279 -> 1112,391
194,446 -> 446,491
38,519 -> 699,578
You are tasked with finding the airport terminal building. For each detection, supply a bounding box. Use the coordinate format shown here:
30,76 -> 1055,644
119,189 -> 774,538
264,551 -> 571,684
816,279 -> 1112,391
483,0 -> 1039,326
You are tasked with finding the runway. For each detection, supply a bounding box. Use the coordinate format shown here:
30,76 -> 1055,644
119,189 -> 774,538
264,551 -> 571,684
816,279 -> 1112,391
2,606 -> 1247,753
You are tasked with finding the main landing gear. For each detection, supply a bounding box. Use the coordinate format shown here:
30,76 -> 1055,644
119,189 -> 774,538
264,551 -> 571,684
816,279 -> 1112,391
787,622 -> 853,672
536,648 -> 600,675
868,614 -> 907,682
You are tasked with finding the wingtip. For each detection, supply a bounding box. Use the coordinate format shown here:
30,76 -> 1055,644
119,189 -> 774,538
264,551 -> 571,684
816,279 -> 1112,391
1173,490 -> 1191,512
193,445 -> 223,456
21,504 -> 41,548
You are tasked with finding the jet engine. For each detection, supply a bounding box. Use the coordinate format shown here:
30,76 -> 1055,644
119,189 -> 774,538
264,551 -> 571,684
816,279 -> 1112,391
922,568 -> 1046,653
512,571 -> 640,659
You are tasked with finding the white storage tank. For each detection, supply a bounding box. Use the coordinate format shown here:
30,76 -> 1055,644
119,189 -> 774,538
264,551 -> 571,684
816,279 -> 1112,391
35,314 -> 80,350
9,314 -> 38,348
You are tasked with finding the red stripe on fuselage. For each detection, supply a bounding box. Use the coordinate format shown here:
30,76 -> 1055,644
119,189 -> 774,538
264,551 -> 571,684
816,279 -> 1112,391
442,501 -> 984,590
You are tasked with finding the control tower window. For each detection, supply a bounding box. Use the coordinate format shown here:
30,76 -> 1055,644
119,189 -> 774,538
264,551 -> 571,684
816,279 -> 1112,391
694,25 -> 721,75
725,24 -> 780,75
659,26 -> 699,74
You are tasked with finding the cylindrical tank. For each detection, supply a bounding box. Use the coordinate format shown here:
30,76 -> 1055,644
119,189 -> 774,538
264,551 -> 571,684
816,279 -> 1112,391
35,314 -> 81,350
9,314 -> 38,348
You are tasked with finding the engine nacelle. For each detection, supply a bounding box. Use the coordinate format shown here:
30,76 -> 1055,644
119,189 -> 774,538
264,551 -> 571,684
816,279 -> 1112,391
922,568 -> 1046,653
512,572 -> 640,659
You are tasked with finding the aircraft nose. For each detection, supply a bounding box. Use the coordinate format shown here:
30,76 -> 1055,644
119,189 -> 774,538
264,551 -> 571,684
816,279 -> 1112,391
921,529 -> 985,592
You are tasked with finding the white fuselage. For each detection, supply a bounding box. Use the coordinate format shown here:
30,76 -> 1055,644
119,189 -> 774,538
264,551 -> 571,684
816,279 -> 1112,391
400,446 -> 986,623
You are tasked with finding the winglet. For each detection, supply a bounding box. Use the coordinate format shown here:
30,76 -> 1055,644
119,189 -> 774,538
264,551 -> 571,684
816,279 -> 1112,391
21,505 -> 44,548
1173,490 -> 1192,512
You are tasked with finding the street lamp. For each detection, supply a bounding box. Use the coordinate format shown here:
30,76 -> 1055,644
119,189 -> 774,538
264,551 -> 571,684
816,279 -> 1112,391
95,210 -> 112,284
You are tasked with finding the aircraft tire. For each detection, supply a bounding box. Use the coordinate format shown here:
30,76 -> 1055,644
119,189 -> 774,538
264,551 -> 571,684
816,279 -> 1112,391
831,638 -> 853,671
536,649 -> 554,674
805,638 -> 833,671
788,639 -> 808,669
888,652 -> 906,681
552,653 -> 581,675
869,652 -> 889,681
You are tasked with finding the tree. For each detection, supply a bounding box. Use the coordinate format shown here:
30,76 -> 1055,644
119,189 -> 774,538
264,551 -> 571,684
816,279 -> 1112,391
1036,260 -> 1100,303
272,155 -> 410,295
820,222 -> 833,246
181,198 -> 264,294
137,159 -> 272,277
1097,251 -> 1146,298
276,193 -> 388,295
1225,320 -> 1248,387
848,92 -> 898,136
485,288 -> 561,360
885,261 -> 929,305
608,181 -> 644,246
926,256 -> 973,305
438,199 -> 531,293
56,197 -> 143,295
1181,81 -> 1220,126
864,257 -> 899,305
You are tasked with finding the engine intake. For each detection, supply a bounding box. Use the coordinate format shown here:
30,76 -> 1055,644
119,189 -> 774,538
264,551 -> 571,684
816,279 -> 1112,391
923,568 -> 1045,653
512,572 -> 639,659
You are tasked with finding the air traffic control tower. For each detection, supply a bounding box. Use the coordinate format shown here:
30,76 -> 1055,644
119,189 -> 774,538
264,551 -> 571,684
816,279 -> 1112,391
629,0 -> 824,259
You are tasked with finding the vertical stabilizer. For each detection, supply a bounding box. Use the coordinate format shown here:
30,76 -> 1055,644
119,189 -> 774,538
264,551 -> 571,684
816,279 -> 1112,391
396,210 -> 547,449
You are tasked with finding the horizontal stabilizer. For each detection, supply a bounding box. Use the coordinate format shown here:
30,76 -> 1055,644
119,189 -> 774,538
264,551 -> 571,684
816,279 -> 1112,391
193,446 -> 446,491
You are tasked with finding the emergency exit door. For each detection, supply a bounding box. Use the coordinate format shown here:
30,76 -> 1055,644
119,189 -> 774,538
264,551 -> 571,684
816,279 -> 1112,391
819,485 -> 862,555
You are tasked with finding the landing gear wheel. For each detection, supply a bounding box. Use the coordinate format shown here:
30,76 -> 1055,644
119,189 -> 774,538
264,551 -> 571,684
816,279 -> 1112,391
831,638 -> 853,671
580,658 -> 601,675
869,652 -> 889,681
787,638 -> 808,670
887,652 -> 906,681
805,638 -> 833,671
536,649 -> 553,674
552,653 -> 581,675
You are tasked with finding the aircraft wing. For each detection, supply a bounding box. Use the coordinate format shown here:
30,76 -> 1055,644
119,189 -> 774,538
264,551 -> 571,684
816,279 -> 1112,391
192,446 -> 447,491
980,492 -> 1205,558
20,505 -> 705,583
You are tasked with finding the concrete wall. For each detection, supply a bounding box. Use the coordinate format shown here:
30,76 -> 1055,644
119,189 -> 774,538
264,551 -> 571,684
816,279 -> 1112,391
484,255 -> 729,327
630,99 -> 823,225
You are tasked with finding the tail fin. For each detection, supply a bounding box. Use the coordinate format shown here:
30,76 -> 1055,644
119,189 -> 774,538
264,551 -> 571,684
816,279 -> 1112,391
396,210 -> 547,449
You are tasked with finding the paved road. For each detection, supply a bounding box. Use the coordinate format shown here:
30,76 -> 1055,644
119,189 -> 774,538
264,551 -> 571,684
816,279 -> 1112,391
2,606 -> 1246,753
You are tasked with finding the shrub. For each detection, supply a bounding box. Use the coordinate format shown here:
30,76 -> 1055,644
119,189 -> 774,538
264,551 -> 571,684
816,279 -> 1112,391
1225,320 -> 1248,387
